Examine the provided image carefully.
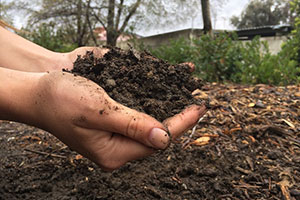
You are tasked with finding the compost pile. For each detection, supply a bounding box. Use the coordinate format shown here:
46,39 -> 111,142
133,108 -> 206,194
65,47 -> 203,121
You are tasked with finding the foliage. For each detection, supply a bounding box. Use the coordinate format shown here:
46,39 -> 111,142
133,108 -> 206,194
282,0 -> 300,62
25,0 -> 96,47
147,32 -> 300,85
21,22 -> 77,52
149,37 -> 194,64
0,1 -> 16,24
235,38 -> 300,85
191,33 -> 243,82
231,0 -> 293,29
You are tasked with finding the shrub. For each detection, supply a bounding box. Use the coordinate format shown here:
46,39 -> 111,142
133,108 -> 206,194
145,32 -> 300,85
21,22 -> 77,53
191,32 -> 243,82
149,37 -> 193,64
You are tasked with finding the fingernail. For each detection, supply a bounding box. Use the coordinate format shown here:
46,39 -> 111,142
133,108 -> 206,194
149,128 -> 170,149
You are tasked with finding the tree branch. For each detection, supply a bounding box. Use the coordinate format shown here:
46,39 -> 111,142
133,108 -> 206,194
86,0 -> 98,46
92,12 -> 107,29
119,0 -> 141,33
107,0 -> 115,31
115,0 -> 124,30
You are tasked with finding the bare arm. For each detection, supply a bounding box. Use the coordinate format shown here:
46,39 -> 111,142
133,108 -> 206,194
0,27 -> 108,72
0,27 -> 65,72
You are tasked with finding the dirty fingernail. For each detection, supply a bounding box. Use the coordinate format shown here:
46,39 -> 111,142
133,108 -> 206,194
149,128 -> 170,149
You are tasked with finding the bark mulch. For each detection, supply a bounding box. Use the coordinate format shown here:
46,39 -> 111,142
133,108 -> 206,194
0,82 -> 299,200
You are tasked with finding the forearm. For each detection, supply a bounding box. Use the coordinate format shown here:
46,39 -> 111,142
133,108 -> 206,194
0,27 -> 65,72
0,67 -> 44,125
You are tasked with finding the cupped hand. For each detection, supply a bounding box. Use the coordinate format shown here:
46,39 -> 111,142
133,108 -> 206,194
33,71 -> 206,171
56,47 -> 109,71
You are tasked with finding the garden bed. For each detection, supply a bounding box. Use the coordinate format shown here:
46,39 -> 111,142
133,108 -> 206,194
0,82 -> 299,199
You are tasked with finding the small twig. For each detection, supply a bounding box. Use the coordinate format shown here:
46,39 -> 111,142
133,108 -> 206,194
182,114 -> 207,148
24,148 -> 66,159
280,185 -> 292,200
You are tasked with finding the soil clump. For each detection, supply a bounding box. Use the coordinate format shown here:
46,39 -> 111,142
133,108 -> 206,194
65,47 -> 203,121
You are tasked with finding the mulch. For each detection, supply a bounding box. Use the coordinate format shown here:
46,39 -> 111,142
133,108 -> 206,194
0,82 -> 299,200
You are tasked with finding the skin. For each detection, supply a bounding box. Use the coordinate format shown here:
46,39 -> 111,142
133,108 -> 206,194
0,27 -> 206,171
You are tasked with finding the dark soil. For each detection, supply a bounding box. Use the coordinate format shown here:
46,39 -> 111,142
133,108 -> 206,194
65,47 -> 203,121
0,83 -> 299,200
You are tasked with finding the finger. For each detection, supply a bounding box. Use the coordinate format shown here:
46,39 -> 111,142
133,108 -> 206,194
83,95 -> 170,150
178,62 -> 195,72
78,47 -> 109,58
60,74 -> 170,150
69,47 -> 109,64
102,102 -> 170,150
66,128 -> 154,171
163,104 -> 207,139
95,133 -> 155,171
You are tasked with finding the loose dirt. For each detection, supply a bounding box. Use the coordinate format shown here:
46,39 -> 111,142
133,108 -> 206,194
0,48 -> 299,199
65,47 -> 203,121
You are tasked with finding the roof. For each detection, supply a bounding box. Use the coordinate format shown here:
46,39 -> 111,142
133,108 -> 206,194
236,24 -> 292,40
140,24 -> 293,41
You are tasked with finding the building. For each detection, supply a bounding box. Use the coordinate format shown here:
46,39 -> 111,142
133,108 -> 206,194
139,24 -> 293,54
93,27 -> 137,49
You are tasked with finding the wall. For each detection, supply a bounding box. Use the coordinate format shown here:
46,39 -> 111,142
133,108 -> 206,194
139,29 -> 203,49
259,36 -> 288,54
138,29 -> 289,54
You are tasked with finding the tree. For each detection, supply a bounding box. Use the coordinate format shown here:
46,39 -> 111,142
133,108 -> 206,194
93,0 -> 141,46
20,0 -> 226,47
0,1 -> 22,30
0,1 -> 14,23
26,0 -> 96,47
201,0 -> 213,36
231,0 -> 293,29
21,22 -> 77,52
24,0 -> 143,47
0,1 -> 26,33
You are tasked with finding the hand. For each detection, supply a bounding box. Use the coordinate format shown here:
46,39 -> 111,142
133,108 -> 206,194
56,47 -> 109,71
33,71 -> 206,171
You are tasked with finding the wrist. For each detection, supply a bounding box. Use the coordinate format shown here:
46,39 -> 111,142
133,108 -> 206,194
0,67 -> 44,125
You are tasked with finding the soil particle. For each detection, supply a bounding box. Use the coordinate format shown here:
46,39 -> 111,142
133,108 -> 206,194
65,47 -> 204,121
99,109 -> 105,115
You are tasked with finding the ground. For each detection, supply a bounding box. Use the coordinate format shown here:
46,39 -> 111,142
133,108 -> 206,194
0,83 -> 299,200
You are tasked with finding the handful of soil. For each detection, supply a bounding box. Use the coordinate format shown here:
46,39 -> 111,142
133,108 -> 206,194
65,47 -> 204,122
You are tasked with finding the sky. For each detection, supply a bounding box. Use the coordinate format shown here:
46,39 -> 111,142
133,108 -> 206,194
216,0 -> 249,30
139,0 -> 249,36
6,0 -> 250,36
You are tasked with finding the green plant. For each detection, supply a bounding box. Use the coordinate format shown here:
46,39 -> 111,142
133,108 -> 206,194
236,37 -> 300,85
143,31 -> 299,85
191,32 -> 244,82
150,37 -> 194,64
21,22 -> 77,53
